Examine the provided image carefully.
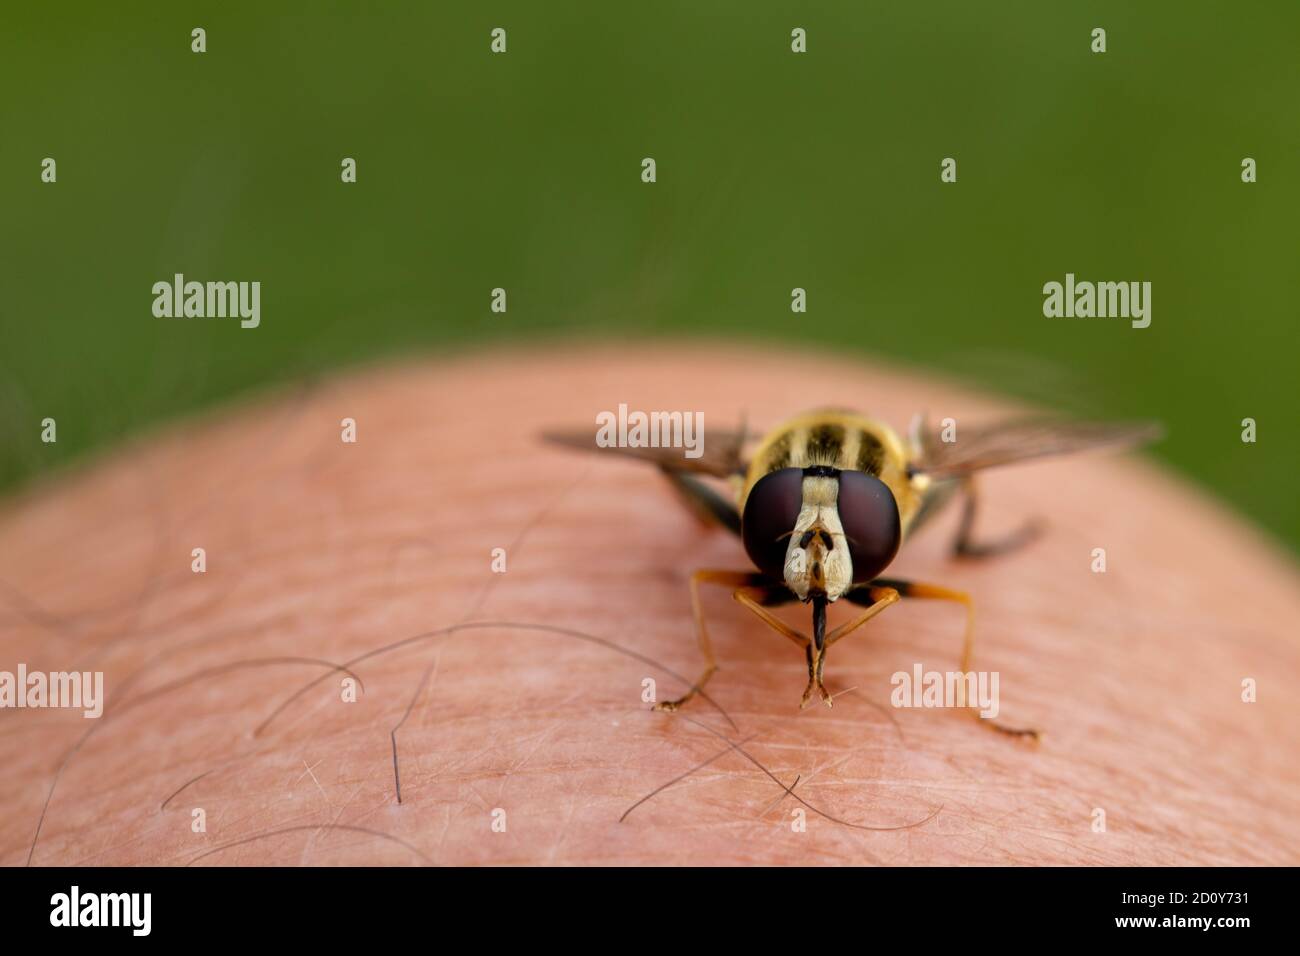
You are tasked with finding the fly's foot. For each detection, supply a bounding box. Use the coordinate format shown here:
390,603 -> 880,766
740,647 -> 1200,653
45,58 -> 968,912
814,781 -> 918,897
799,680 -> 834,709
990,721 -> 1042,742
972,710 -> 1042,742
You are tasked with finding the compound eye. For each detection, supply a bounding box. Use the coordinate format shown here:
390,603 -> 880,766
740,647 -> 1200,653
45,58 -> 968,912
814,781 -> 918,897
836,471 -> 901,583
741,468 -> 805,580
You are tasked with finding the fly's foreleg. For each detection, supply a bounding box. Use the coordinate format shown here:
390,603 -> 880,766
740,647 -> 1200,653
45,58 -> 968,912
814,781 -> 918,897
654,569 -> 766,713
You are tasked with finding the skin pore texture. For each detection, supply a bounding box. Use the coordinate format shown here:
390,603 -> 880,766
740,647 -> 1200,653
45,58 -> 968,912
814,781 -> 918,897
1,343 -> 1297,866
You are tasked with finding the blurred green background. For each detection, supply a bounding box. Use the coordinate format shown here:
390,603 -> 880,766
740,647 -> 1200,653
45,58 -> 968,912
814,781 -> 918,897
2,2 -> 1296,550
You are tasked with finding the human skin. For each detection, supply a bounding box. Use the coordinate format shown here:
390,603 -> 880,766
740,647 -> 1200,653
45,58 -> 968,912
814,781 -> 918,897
1,343 -> 1297,866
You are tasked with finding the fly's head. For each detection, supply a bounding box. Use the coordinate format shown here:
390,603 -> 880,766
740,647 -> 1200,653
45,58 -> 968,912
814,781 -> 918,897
742,466 -> 902,604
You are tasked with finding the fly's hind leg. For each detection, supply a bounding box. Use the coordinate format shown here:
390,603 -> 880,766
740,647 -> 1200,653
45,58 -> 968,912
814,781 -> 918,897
953,477 -> 1044,559
866,578 -> 1041,741
659,468 -> 741,535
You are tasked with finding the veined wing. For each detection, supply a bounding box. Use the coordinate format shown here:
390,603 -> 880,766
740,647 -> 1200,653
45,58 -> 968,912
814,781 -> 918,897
912,416 -> 1162,479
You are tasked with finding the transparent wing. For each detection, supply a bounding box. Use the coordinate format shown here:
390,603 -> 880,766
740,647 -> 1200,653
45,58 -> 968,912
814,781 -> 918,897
540,426 -> 748,478
912,416 -> 1162,479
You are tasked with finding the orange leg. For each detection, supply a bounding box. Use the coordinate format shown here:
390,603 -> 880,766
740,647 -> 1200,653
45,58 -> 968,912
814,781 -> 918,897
868,578 -> 1041,740
653,569 -> 766,712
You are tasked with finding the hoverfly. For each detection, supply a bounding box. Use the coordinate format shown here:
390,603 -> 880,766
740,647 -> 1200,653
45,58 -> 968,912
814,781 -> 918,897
544,409 -> 1160,737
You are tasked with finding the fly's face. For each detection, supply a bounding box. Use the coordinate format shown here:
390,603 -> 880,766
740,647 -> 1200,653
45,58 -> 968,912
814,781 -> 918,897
783,473 -> 853,601
742,465 -> 903,602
